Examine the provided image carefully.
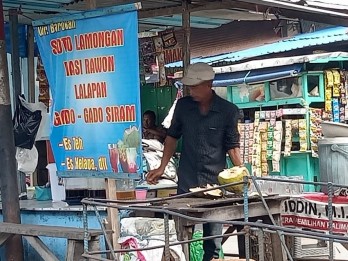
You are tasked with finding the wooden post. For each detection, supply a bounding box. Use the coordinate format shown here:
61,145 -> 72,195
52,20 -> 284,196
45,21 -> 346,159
182,0 -> 191,96
27,25 -> 35,187
0,1 -> 24,260
105,178 -> 120,259
27,25 -> 35,103
86,0 -> 97,10
9,8 -> 27,199
9,9 -> 21,103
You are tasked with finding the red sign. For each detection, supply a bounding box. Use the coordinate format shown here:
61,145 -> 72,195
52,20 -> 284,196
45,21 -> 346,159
164,47 -> 182,64
281,196 -> 348,234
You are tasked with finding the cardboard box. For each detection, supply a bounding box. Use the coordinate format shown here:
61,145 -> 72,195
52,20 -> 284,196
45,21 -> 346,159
157,188 -> 177,198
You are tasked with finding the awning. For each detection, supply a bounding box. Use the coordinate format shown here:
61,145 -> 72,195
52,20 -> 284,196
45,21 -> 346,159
213,64 -> 303,87
213,52 -> 348,74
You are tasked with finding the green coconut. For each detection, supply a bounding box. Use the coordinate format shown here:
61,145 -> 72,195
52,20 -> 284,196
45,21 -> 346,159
218,166 -> 250,194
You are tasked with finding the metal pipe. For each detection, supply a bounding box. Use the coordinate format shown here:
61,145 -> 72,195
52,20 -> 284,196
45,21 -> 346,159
257,220 -> 265,261
248,174 -> 294,261
93,206 -> 117,260
255,176 -> 348,189
328,182 -> 334,261
82,253 -> 111,261
243,176 -> 250,260
87,231 -> 246,255
82,199 -> 348,242
257,228 -> 348,245
163,213 -> 170,261
83,203 -> 89,254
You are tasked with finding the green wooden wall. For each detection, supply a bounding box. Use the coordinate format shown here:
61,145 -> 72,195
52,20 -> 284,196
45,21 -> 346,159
140,84 -> 177,126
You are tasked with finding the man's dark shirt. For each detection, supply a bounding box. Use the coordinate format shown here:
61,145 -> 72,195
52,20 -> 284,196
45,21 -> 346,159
167,91 -> 240,193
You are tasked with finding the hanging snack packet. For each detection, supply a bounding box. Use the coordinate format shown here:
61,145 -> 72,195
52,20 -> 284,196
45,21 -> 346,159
298,119 -> 307,152
284,120 -> 292,157
325,70 -> 334,88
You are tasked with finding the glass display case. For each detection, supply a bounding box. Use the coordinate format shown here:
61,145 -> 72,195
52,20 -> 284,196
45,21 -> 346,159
229,72 -> 325,109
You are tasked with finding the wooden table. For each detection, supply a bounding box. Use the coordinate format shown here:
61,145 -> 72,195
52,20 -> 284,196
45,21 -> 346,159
149,195 -> 287,261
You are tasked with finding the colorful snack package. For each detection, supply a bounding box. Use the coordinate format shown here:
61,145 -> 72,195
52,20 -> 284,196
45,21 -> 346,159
333,98 -> 340,122
333,70 -> 341,86
325,70 -> 334,88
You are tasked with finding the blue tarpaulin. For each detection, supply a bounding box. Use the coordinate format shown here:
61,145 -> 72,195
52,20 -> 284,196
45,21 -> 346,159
4,23 -> 28,57
213,64 -> 303,87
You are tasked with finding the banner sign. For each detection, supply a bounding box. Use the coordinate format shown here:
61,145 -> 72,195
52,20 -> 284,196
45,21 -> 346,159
281,197 -> 348,234
33,5 -> 142,178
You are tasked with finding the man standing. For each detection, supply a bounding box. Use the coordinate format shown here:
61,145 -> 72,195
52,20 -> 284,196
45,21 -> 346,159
146,62 -> 242,261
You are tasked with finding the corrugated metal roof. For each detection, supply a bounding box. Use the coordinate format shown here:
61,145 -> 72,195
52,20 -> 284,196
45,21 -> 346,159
140,14 -> 232,29
2,0 -> 348,34
175,20 -> 281,59
166,26 -> 348,67
285,0 -> 348,10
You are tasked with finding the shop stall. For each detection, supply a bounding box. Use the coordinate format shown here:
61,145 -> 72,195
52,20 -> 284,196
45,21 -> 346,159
218,52 -> 348,191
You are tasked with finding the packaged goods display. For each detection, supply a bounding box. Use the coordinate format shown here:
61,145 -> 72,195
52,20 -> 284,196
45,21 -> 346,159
233,68 -> 348,178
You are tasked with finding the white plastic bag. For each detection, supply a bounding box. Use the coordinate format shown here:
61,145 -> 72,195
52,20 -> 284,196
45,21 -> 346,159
162,99 -> 177,129
143,151 -> 177,182
162,81 -> 183,129
16,145 -> 38,175
142,139 -> 164,151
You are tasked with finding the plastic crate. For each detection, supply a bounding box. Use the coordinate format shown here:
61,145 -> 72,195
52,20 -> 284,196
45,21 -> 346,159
293,237 -> 331,258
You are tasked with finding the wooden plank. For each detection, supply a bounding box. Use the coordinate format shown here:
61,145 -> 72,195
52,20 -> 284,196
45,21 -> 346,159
86,0 -> 97,9
177,201 -> 282,226
89,236 -> 102,260
66,239 -> 84,261
23,235 -> 59,261
182,0 -> 190,96
0,223 -> 103,240
0,233 -> 12,246
185,195 -> 281,208
66,236 -> 101,261
152,197 -> 284,213
151,195 -> 284,210
270,215 -> 287,261
66,239 -> 76,261
174,216 -> 193,261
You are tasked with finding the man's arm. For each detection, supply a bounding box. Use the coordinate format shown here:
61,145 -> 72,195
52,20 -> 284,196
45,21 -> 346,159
146,136 -> 177,184
227,147 -> 243,166
147,98 -> 183,184
225,104 -> 242,166
145,127 -> 167,139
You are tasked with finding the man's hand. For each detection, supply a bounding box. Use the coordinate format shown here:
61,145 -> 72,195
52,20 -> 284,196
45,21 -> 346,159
142,127 -> 149,134
146,136 -> 178,184
146,167 -> 165,184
